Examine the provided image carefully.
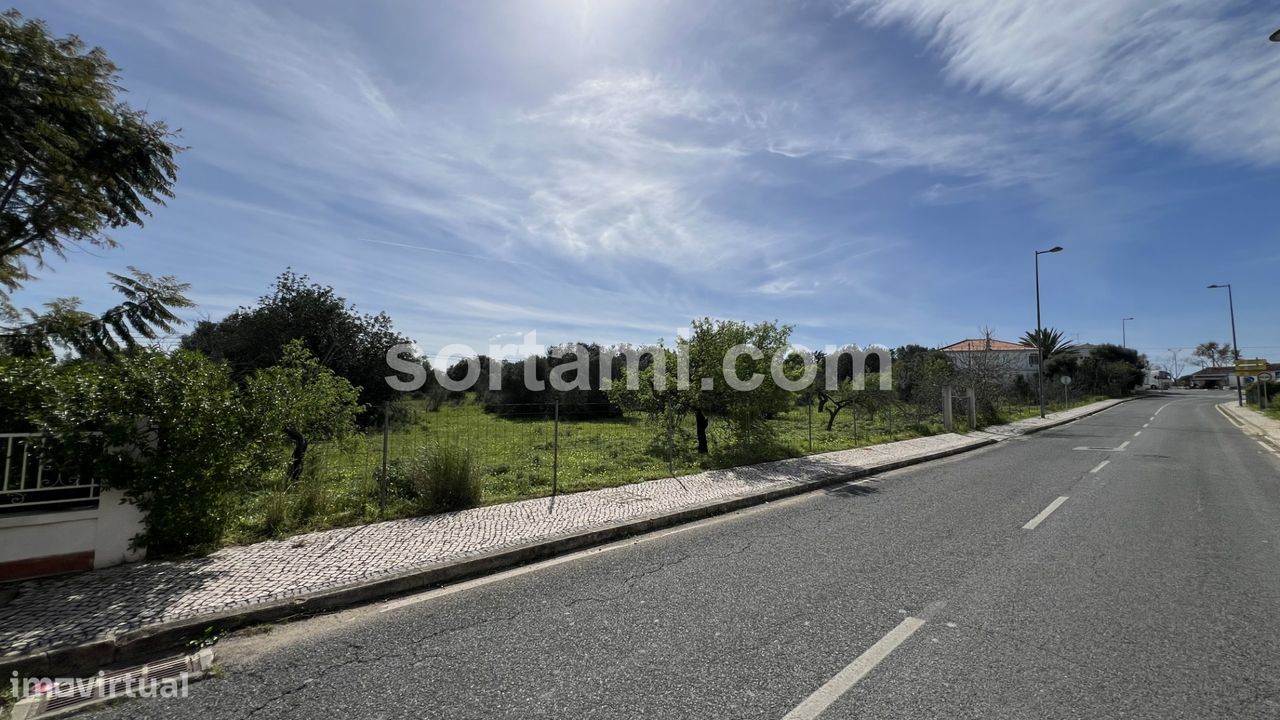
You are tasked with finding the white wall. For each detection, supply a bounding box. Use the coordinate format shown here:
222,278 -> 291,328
93,489 -> 146,568
0,510 -> 97,564
0,489 -> 146,579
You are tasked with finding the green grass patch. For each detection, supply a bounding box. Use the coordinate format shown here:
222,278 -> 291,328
224,394 -> 1106,545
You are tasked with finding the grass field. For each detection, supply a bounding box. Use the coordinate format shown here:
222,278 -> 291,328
224,394 -> 1103,545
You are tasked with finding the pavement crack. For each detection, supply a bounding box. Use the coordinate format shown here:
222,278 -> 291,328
620,552 -> 692,587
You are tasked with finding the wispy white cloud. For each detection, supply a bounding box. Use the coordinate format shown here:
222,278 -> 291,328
847,0 -> 1280,165
25,0 -> 1271,354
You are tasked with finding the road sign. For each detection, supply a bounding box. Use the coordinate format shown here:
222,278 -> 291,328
1236,359 -> 1269,374
1260,372 -> 1275,381
1059,376 -> 1072,385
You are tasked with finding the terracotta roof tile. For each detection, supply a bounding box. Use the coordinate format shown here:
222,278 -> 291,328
940,339 -> 1036,353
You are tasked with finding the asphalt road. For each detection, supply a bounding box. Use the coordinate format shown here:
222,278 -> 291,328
82,391 -> 1280,719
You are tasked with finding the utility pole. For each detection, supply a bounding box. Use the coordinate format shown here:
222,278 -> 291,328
1035,246 -> 1064,418
1208,284 -> 1243,407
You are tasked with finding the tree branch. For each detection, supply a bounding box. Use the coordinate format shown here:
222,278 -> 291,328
0,161 -> 28,215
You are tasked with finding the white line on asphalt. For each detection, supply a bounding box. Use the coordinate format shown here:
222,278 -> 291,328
1214,404 -> 1245,427
1089,460 -> 1110,474
1117,440 -> 1130,450
1133,431 -> 1142,437
1143,423 -> 1150,428
1023,496 -> 1070,530
1154,403 -> 1170,417
781,616 -> 926,720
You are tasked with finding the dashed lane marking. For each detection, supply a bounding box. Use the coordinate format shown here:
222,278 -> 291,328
1023,496 -> 1070,530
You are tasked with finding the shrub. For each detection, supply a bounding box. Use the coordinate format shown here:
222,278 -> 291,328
384,444 -> 482,514
0,350 -> 264,554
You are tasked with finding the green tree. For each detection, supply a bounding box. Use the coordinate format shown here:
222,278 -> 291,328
0,10 -> 179,292
0,10 -> 190,355
245,339 -> 363,483
611,319 -> 797,455
891,345 -> 953,403
1193,341 -> 1234,368
816,372 -> 893,432
1079,344 -> 1147,397
1,267 -> 191,356
182,270 -> 409,410
682,318 -> 796,453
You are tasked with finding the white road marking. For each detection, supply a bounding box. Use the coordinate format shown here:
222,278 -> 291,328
1215,404 -> 1245,427
1089,460 -> 1110,474
1143,423 -> 1150,428
782,617 -> 926,720
1133,431 -> 1142,437
1023,496 -> 1070,530
1074,440 -> 1131,452
1153,403 -> 1171,417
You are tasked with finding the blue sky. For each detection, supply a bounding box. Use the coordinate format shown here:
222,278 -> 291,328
10,0 -> 1280,370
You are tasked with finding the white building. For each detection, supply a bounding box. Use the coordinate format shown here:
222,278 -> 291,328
939,338 -> 1039,382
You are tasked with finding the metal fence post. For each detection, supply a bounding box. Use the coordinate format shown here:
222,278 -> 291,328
966,388 -> 977,429
552,400 -> 560,497
666,409 -> 675,476
379,402 -> 389,519
942,386 -> 953,431
807,397 -> 813,453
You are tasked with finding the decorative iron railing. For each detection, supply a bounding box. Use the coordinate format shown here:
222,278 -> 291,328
0,433 -> 100,514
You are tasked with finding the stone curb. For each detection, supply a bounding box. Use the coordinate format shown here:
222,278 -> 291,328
0,398 -> 1128,678
1217,402 -> 1280,449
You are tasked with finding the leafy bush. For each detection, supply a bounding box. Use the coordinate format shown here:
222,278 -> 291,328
1246,381 -> 1280,407
1,343 -> 367,554
0,350 -> 265,554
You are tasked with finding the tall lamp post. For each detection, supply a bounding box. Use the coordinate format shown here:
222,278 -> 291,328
1122,317 -> 1134,348
1207,284 -> 1243,407
1035,246 -> 1064,418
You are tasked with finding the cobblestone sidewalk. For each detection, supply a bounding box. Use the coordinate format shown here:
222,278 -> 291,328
0,399 -> 1122,663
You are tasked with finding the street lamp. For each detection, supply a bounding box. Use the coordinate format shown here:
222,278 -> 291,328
1035,246 -> 1064,418
1207,284 -> 1243,407
1122,317 -> 1134,348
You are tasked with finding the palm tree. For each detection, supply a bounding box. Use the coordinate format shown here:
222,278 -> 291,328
1020,327 -> 1076,360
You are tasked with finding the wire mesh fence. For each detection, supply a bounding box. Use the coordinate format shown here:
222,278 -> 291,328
307,397 -> 957,513
226,387 -> 1104,542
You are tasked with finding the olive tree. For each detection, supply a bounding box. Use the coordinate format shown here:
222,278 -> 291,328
245,339 -> 363,483
612,318 -> 797,455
